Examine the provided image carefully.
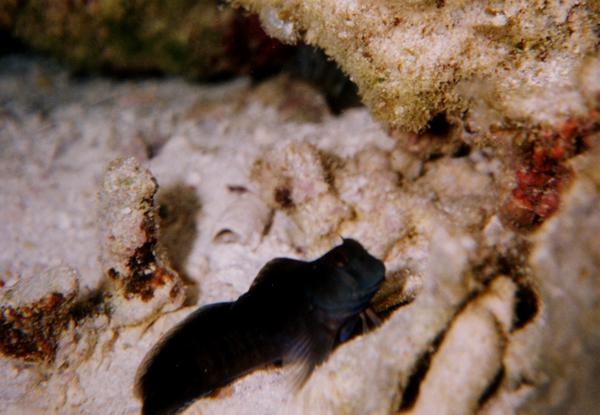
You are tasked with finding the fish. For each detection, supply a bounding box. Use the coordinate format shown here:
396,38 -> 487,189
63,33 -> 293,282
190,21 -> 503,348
135,238 -> 386,415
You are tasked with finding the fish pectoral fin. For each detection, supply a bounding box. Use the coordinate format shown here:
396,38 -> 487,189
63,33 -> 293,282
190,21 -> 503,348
337,316 -> 360,343
363,306 -> 382,329
336,306 -> 382,345
287,359 -> 316,393
284,329 -> 335,392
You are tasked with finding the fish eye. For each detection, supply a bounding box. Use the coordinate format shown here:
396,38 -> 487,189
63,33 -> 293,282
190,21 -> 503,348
331,250 -> 349,268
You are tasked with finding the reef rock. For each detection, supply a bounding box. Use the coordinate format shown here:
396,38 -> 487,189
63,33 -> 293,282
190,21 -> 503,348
0,54 -> 599,415
99,157 -> 185,326
234,0 -> 599,131
1,0 -> 289,79
524,144 -> 600,415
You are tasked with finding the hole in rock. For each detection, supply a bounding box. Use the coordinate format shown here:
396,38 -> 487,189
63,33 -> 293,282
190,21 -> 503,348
425,112 -> 452,137
512,284 -> 539,331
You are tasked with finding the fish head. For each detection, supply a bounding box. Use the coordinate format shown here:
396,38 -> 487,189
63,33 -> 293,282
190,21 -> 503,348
310,238 -> 385,318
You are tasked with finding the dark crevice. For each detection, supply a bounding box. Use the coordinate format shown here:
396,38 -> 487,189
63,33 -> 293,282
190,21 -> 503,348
274,186 -> 294,209
226,185 -> 248,194
496,255 -> 516,276
425,152 -> 445,162
143,135 -> 170,160
477,365 -> 505,408
512,284 -> 539,331
261,209 -> 275,238
451,142 -> 472,158
572,134 -> 587,156
221,13 -> 295,82
425,112 -> 452,137
398,329 -> 447,411
69,66 -> 167,81
396,276 -> 506,412
287,45 -> 361,114
374,297 -> 415,321
0,30 -> 27,56
68,288 -> 110,322
470,240 -> 531,287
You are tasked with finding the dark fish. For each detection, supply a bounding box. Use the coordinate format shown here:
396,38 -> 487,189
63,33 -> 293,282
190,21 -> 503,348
135,238 -> 385,415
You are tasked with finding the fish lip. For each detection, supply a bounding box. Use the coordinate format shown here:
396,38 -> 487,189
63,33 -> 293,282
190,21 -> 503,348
363,274 -> 385,291
355,266 -> 386,292
349,271 -> 386,302
314,274 -> 384,315
362,278 -> 385,297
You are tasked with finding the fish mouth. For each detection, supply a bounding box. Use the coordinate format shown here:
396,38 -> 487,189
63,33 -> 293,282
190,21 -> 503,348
358,278 -> 385,300
351,263 -> 386,293
341,268 -> 386,306
315,280 -> 384,317
314,260 -> 386,316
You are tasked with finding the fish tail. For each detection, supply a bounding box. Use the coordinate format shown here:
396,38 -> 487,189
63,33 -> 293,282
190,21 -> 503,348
137,301 -> 281,415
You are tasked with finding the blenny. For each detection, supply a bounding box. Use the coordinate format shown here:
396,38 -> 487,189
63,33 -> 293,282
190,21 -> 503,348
135,238 -> 385,415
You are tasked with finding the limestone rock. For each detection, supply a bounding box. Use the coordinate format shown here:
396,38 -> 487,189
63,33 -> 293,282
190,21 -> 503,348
2,0 -> 289,79
0,266 -> 79,363
98,157 -> 185,326
234,0 -> 599,131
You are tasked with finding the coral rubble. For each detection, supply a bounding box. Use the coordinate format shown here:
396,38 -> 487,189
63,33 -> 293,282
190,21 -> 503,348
99,157 -> 185,326
0,266 -> 79,363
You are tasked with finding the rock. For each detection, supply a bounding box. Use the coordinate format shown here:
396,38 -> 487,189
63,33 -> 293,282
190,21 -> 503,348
2,0 -> 290,79
0,265 -> 79,363
524,144 -> 600,414
234,0 -> 599,131
252,141 -> 353,252
408,277 -> 515,415
98,157 -> 185,326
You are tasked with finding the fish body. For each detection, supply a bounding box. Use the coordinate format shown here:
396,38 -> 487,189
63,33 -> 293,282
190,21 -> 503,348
136,238 -> 385,415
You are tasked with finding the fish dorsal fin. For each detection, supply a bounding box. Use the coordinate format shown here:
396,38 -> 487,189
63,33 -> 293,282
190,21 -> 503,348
250,258 -> 301,289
